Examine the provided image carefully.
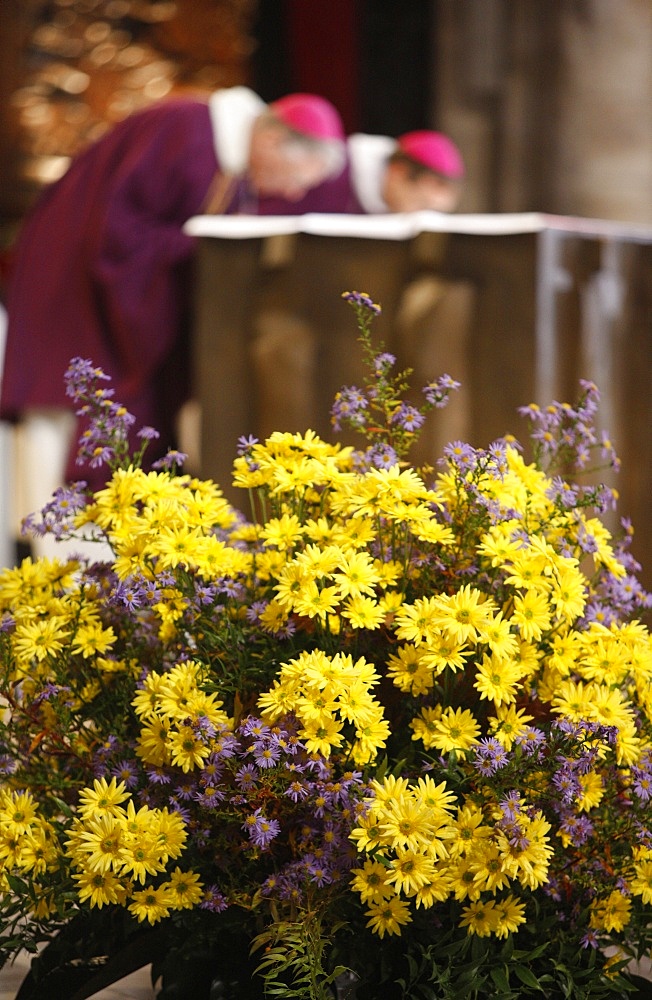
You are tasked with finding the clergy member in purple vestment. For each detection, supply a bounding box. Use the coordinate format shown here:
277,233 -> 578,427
0,87 -> 345,514
344,130 -> 465,214
256,128 -> 465,218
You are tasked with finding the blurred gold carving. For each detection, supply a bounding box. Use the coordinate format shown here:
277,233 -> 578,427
10,0 -> 257,195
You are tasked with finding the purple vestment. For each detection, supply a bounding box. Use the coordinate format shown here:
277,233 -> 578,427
0,98 -> 240,487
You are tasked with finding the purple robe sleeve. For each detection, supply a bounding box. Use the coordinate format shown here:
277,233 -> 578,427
88,102 -> 221,396
255,161 -> 360,216
0,99 -> 220,419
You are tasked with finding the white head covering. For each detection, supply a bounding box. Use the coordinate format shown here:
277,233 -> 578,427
347,133 -> 397,214
207,86 -> 266,175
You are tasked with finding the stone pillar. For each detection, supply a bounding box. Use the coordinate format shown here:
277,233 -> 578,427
552,0 -> 652,223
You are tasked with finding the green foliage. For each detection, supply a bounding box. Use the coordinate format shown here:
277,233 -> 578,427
252,910 -> 349,999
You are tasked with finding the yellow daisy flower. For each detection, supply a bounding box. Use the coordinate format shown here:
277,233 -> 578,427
128,884 -> 174,924
365,895 -> 412,938
590,890 -> 631,933
73,869 -> 124,908
341,595 -> 385,630
350,859 -> 395,904
386,644 -> 434,696
299,716 -> 344,756
168,725 -> 211,772
474,653 -> 522,706
459,897 -> 499,937
429,707 -> 481,754
386,848 -> 437,895
435,585 -> 497,645
488,704 -> 534,750
164,867 -> 204,909
512,589 -> 551,642
493,893 -> 527,938
78,777 -> 130,821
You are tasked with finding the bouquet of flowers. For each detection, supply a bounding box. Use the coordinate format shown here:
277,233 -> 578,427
1,292 -> 652,1000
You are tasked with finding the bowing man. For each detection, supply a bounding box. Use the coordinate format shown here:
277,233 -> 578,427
0,88 -> 345,513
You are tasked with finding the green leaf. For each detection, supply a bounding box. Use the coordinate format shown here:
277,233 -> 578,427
490,965 -> 511,992
5,873 -> 29,895
513,964 -> 543,990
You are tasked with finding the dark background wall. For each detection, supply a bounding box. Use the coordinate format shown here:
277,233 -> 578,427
251,0 -> 434,137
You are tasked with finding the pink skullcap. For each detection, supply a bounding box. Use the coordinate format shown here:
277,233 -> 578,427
397,131 -> 465,179
269,93 -> 345,141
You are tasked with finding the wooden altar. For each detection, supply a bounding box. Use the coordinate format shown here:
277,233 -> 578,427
185,211 -> 652,587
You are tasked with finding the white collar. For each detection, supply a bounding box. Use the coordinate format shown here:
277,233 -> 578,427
347,133 -> 397,214
207,86 -> 266,175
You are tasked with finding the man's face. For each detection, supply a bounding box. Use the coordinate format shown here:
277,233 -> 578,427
248,127 -> 329,201
382,161 -> 461,213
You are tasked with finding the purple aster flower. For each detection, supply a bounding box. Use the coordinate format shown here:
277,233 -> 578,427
110,760 -> 139,789
23,481 -> 91,538
32,682 -> 70,706
145,766 -> 171,785
152,450 -> 187,470
581,929 -> 600,950
64,357 -> 109,390
200,755 -> 224,783
579,485 -> 606,512
580,599 -> 617,627
194,785 -> 225,808
253,742 -> 282,769
499,790 -> 522,820
546,476 -> 578,507
200,886 -> 228,912
284,760 -> 306,777
443,440 -> 476,470
423,374 -> 461,408
341,290 -> 381,315
243,809 -> 281,849
561,814 -> 594,846
94,735 -> 121,761
544,876 -> 563,902
136,425 -> 160,440
514,726 -> 546,756
305,757 -> 332,781
240,718 -> 271,740
217,578 -> 246,600
312,793 -> 329,818
235,764 -> 259,791
167,798 -> 192,823
373,351 -> 396,374
391,402 -> 425,432
263,618 -> 297,639
306,858 -> 332,887
237,434 -> 259,455
552,766 -> 581,804
367,443 -> 399,470
245,600 -> 268,624
211,731 -> 239,758
175,779 -> 198,802
275,870 -> 304,904
285,780 -> 310,802
194,583 -> 219,606
86,446 -> 114,469
0,613 -> 15,633
632,768 -> 652,802
192,827 -> 212,849
0,755 -> 18,775
112,579 -> 146,610
192,716 -> 218,740
331,386 -> 369,432
473,737 -> 509,775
